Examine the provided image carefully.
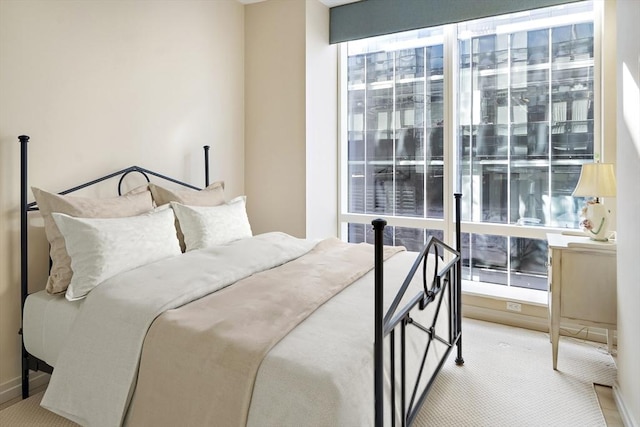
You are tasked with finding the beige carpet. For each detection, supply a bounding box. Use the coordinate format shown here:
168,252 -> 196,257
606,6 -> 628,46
0,318 -> 616,426
415,318 -> 616,426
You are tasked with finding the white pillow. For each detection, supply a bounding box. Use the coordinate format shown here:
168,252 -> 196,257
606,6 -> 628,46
171,196 -> 252,251
52,207 -> 181,301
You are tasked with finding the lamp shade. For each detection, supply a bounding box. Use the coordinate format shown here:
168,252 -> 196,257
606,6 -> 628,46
572,163 -> 617,198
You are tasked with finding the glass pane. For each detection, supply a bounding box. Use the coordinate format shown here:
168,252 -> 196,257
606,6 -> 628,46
395,50 -> 425,218
370,165 -> 393,214
347,223 -> 442,252
527,29 -> 549,65
396,48 -> 424,80
510,238 -> 548,290
347,222 -> 393,246
462,233 -> 508,285
458,6 -> 594,231
394,167 -> 423,216
460,161 -> 509,223
483,164 -> 508,223
348,163 -> 365,213
550,164 -> 585,228
347,89 -> 365,161
425,44 -> 444,219
347,54 -> 365,85
426,165 -> 443,218
395,227 -> 425,251
367,51 -> 393,83
551,24 -> 594,160
348,222 -> 368,244
347,33 -> 445,219
510,165 -> 549,226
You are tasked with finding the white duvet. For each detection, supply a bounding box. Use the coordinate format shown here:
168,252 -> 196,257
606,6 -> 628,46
41,232 -> 449,426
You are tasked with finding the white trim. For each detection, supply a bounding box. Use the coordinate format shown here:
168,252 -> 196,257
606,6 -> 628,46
338,42 -> 349,239
342,212 -> 583,241
443,23 -> 457,245
0,371 -> 50,405
495,11 -> 594,35
462,280 -> 547,306
593,0 -> 603,159
613,381 -> 639,427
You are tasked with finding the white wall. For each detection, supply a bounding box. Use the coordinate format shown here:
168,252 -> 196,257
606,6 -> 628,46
245,0 -> 337,239
615,1 -> 640,425
305,0 -> 338,239
0,0 -> 244,400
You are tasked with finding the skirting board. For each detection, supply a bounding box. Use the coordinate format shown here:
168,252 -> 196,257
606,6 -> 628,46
614,381 -> 639,427
0,371 -> 50,406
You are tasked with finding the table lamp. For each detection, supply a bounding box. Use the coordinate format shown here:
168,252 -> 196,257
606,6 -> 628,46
572,162 -> 617,241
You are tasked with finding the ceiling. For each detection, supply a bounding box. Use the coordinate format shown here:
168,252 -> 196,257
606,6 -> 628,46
318,0 -> 359,6
238,0 -> 359,7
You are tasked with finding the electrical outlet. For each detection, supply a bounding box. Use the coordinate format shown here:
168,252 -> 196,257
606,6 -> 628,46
506,301 -> 522,312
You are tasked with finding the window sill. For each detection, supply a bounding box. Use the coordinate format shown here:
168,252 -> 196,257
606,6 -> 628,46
462,280 -> 548,307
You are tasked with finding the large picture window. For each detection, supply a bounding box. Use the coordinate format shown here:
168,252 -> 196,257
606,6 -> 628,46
340,1 -> 597,291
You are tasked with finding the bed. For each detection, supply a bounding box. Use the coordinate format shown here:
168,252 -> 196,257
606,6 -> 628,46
18,134 -> 464,427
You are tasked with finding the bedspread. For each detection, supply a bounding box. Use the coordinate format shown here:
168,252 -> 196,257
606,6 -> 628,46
245,250 -> 447,426
41,232 -> 317,427
125,238 -> 403,426
41,232 -> 446,427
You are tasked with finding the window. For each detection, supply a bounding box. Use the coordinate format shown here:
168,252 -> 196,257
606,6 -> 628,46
340,1 -> 597,291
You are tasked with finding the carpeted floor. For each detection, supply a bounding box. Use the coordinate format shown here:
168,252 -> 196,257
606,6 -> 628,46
0,318 -> 616,426
415,318 -> 616,426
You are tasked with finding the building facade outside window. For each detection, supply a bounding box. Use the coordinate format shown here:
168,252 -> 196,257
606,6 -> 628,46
340,1 -> 598,291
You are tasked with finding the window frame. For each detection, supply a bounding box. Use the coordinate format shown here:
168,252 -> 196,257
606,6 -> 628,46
338,1 -> 605,291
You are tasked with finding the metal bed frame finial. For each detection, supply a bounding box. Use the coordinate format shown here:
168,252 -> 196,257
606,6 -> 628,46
204,145 -> 210,187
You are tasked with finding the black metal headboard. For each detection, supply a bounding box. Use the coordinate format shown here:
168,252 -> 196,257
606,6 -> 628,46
18,134 -> 211,397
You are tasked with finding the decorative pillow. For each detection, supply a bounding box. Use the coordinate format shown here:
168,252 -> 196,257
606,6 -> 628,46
149,181 -> 225,207
170,196 -> 252,251
32,187 -> 154,295
149,181 -> 226,252
52,207 -> 181,301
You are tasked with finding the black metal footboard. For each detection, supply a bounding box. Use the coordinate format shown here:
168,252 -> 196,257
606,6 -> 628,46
373,193 -> 463,427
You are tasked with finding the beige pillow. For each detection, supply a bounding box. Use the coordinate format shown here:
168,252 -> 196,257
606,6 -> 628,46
149,181 -> 225,207
149,181 -> 225,251
32,187 -> 154,295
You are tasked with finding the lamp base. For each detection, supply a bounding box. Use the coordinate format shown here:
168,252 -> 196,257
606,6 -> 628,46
580,201 -> 611,241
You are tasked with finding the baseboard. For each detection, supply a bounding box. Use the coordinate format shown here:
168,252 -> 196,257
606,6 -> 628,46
613,381 -> 639,427
462,304 -> 611,345
0,371 -> 50,406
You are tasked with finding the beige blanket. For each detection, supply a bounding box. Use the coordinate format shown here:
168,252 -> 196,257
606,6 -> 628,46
126,238 -> 403,426
42,232 -> 318,427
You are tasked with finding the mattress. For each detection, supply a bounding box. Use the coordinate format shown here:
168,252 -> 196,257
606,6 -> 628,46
23,290 -> 83,367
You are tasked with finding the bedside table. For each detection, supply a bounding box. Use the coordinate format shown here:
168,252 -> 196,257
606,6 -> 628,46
547,233 -> 617,370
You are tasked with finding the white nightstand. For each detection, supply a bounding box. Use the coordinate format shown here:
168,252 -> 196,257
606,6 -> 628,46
547,233 -> 617,370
